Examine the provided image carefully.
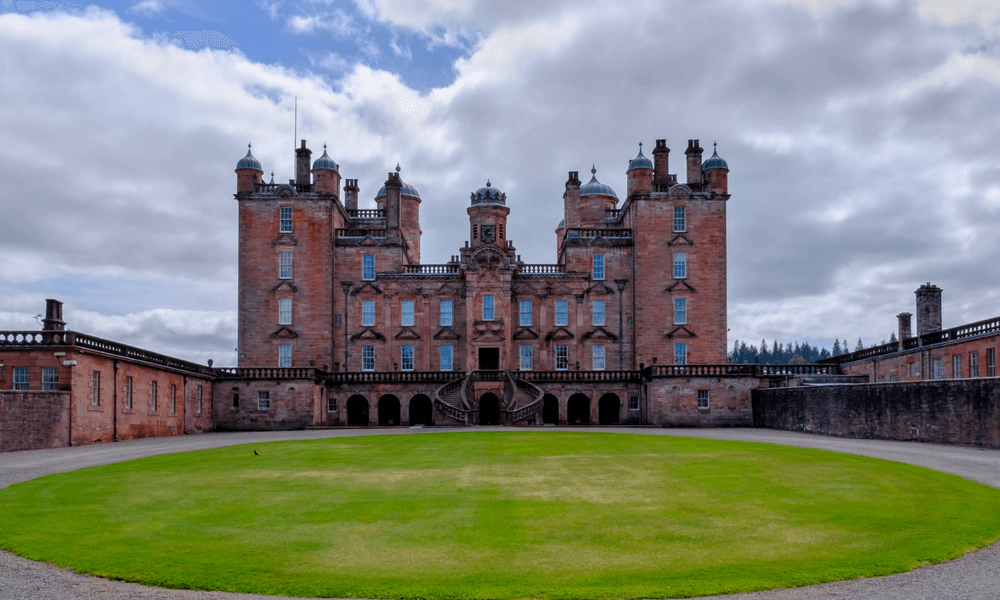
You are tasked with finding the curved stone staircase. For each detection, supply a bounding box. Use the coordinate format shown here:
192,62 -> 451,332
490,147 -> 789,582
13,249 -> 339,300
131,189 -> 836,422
503,372 -> 544,423
433,372 -> 544,425
433,375 -> 472,425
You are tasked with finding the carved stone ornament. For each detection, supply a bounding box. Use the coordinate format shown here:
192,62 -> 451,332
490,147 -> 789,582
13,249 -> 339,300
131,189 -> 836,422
481,224 -> 496,244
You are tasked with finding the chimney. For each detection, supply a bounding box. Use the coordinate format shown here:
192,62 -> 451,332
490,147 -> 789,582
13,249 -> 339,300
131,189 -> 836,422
344,179 -> 359,212
685,139 -> 704,186
896,312 -> 912,350
295,140 -> 312,189
652,139 -> 670,186
42,299 -> 65,331
915,283 -> 942,337
385,171 -> 402,230
563,170 -> 582,231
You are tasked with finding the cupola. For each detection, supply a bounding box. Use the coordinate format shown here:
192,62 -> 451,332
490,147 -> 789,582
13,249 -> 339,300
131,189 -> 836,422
702,142 -> 730,195
235,143 -> 263,193
236,143 -> 262,170
312,144 -> 339,171
579,166 -> 618,198
470,180 -> 506,205
376,164 -> 421,199
627,143 -> 653,171
702,143 -> 729,171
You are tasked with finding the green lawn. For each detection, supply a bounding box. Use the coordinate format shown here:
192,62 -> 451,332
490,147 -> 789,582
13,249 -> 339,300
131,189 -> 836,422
2,431 -> 999,599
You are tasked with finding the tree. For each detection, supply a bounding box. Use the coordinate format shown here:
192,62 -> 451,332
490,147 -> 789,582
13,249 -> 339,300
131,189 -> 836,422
889,331 -> 898,343
855,337 -> 864,352
832,339 -> 842,356
759,339 -> 769,363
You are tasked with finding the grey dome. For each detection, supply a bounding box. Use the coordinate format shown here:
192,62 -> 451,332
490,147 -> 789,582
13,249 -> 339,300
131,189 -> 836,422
236,144 -> 262,170
579,166 -> 617,198
312,145 -> 339,171
470,180 -> 506,205
627,144 -> 653,171
702,144 -> 729,171
557,219 -> 565,228
375,181 -> 421,198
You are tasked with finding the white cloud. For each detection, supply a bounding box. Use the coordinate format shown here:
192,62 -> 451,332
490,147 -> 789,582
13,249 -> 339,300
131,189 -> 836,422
128,0 -> 165,16
287,8 -> 359,36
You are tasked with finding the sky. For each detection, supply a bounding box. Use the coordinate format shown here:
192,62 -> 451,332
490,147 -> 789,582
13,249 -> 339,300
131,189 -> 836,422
1,0 -> 999,366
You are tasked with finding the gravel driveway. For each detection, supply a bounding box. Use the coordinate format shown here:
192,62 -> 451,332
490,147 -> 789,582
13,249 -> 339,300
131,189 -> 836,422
1,427 -> 998,600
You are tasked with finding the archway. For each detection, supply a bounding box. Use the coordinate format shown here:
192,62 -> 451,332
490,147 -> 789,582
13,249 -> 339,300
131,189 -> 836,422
542,394 -> 559,425
378,394 -> 401,426
409,394 -> 433,426
346,395 -> 369,426
598,393 -> 620,425
567,393 -> 590,425
479,393 -> 501,426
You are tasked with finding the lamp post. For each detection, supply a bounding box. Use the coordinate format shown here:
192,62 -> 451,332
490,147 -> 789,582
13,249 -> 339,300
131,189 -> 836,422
615,279 -> 628,371
340,282 -> 352,372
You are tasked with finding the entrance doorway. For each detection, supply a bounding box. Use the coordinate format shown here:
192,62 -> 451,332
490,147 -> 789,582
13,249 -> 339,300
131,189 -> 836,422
542,394 -> 559,424
478,347 -> 500,370
598,393 -> 620,425
479,393 -> 501,425
567,393 -> 590,425
409,394 -> 433,426
346,395 -> 369,426
378,395 -> 401,425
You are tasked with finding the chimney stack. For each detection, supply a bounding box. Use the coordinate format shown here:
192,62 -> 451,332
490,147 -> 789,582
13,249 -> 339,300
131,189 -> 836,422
652,139 -> 670,186
896,312 -> 912,350
295,140 -> 312,189
685,139 -> 704,186
385,171 -> 402,230
915,283 -> 942,337
344,179 -> 359,212
43,299 -> 65,331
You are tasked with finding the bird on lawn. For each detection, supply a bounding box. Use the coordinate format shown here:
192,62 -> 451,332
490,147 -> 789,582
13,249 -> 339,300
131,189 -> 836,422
254,449 -> 259,456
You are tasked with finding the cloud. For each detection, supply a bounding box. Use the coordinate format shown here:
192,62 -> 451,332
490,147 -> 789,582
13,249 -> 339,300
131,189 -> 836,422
128,0 -> 164,16
287,8 -> 358,36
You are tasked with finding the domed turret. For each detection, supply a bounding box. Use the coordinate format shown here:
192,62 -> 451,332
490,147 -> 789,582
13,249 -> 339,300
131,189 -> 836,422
702,143 -> 729,171
702,142 -> 729,195
470,180 -> 506,205
376,165 -> 420,198
312,145 -> 339,171
235,143 -> 263,193
579,166 -> 617,198
236,143 -> 262,170
626,142 -> 653,196
627,143 -> 653,171
310,144 -> 341,195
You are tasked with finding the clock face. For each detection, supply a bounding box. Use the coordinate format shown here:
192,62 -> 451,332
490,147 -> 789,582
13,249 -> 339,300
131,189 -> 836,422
481,224 -> 496,244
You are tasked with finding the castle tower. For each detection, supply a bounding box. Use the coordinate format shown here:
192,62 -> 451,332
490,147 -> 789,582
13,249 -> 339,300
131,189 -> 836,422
626,143 -> 653,197
578,166 -> 618,225
703,143 -> 729,195
915,283 -> 942,336
235,144 -> 263,193
468,181 -> 509,251
310,144 -> 341,196
375,166 -> 421,263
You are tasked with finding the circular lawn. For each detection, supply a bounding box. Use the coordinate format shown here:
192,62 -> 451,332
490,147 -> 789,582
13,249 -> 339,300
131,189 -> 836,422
1,431 -> 999,599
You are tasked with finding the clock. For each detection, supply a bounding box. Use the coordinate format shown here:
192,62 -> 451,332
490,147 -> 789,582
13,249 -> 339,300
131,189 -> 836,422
481,224 -> 496,244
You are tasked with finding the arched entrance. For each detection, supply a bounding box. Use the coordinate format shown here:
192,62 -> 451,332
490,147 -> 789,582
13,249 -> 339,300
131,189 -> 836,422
409,394 -> 433,426
598,393 -> 620,425
567,393 -> 590,425
346,395 -> 369,426
542,394 -> 559,425
378,394 -> 401,426
479,393 -> 501,426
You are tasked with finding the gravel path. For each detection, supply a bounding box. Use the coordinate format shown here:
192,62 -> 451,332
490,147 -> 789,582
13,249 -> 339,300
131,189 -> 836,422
1,427 -> 999,600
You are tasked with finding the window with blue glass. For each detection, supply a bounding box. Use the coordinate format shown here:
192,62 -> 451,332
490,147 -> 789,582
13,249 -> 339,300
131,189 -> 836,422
673,206 -> 686,232
362,254 -> 375,280
483,295 -> 494,321
401,346 -> 414,371
592,300 -> 605,326
362,300 -> 375,326
440,345 -> 453,371
401,300 -> 414,326
279,206 -> 292,233
674,298 -> 687,325
674,343 -> 687,365
519,300 -> 532,326
555,300 -> 568,326
440,300 -> 453,326
673,252 -> 687,279
592,254 -> 605,280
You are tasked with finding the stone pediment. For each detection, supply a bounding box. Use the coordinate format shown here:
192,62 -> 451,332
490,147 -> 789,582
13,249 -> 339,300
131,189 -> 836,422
551,283 -> 574,295
513,327 -> 539,340
474,329 -> 506,342
359,235 -> 382,246
274,184 -> 297,197
271,281 -> 298,294
664,326 -> 697,339
512,282 -> 538,296
469,246 -> 509,271
668,234 -> 694,246
436,282 -> 461,295
352,282 -> 383,296
582,327 -> 618,342
588,236 -> 612,247
668,184 -> 693,198
351,328 -> 386,341
473,319 -> 505,341
397,284 -> 422,296
395,327 -> 421,340
269,327 -> 298,339
545,327 -> 575,342
272,233 -> 299,246
666,280 -> 697,293
434,327 -> 461,340
584,282 -> 615,296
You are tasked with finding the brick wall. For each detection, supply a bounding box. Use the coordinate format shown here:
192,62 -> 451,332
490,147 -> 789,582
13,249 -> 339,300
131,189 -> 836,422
0,391 -> 70,452
840,334 -> 999,382
752,379 -> 1000,448
648,376 -> 758,426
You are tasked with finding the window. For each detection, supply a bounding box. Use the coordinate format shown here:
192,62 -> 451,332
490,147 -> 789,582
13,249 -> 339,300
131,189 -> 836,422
673,206 -> 686,232
278,298 -> 292,325
988,348 -> 996,377
440,300 -> 453,326
629,396 -> 640,411
362,300 -> 375,326
257,391 -> 270,411
440,345 -> 453,371
362,254 -> 375,280
592,300 -> 606,326
279,344 -> 292,368
197,385 -> 203,414
401,300 -> 414,326
401,345 -> 414,371
327,396 -> 337,412
362,346 -> 375,371
519,300 -> 532,327
519,345 -> 532,370
673,252 -> 687,279
472,223 -> 478,240
674,298 -> 687,325
555,345 -> 568,370
483,295 -> 495,321
279,251 -> 292,279
499,223 -> 504,240
42,366 -> 58,391
592,254 -> 605,280
151,380 -> 158,411
170,384 -> 177,413
232,392 -> 239,408
555,300 -> 568,326
279,206 -> 292,233
953,354 -> 962,379
92,371 -> 100,405
908,362 -> 917,378
125,376 -> 133,408
970,351 -> 979,378
698,390 -> 710,410
13,367 -> 29,390
932,358 -> 942,380
593,345 -> 606,370
674,343 -> 687,365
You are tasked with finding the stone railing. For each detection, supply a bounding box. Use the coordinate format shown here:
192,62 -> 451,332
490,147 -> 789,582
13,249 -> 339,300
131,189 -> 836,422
565,228 -> 633,239
325,371 -> 464,384
472,370 -> 506,382
336,228 -> 389,238
253,182 -> 313,194
824,314 -> 1000,364
518,370 -> 644,383
347,209 -> 385,218
604,209 -> 622,220
0,331 -> 75,346
217,367 -> 321,380
652,364 -> 842,377
518,264 -> 566,275
401,264 -> 460,274
432,376 -> 472,423
507,375 -> 545,422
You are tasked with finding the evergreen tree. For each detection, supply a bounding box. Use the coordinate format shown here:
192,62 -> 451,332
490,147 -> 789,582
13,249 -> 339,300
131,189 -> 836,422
855,337 -> 864,352
739,341 -> 749,364
889,331 -> 898,343
832,339 -> 842,356
819,348 -> 831,360
759,339 -> 769,363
